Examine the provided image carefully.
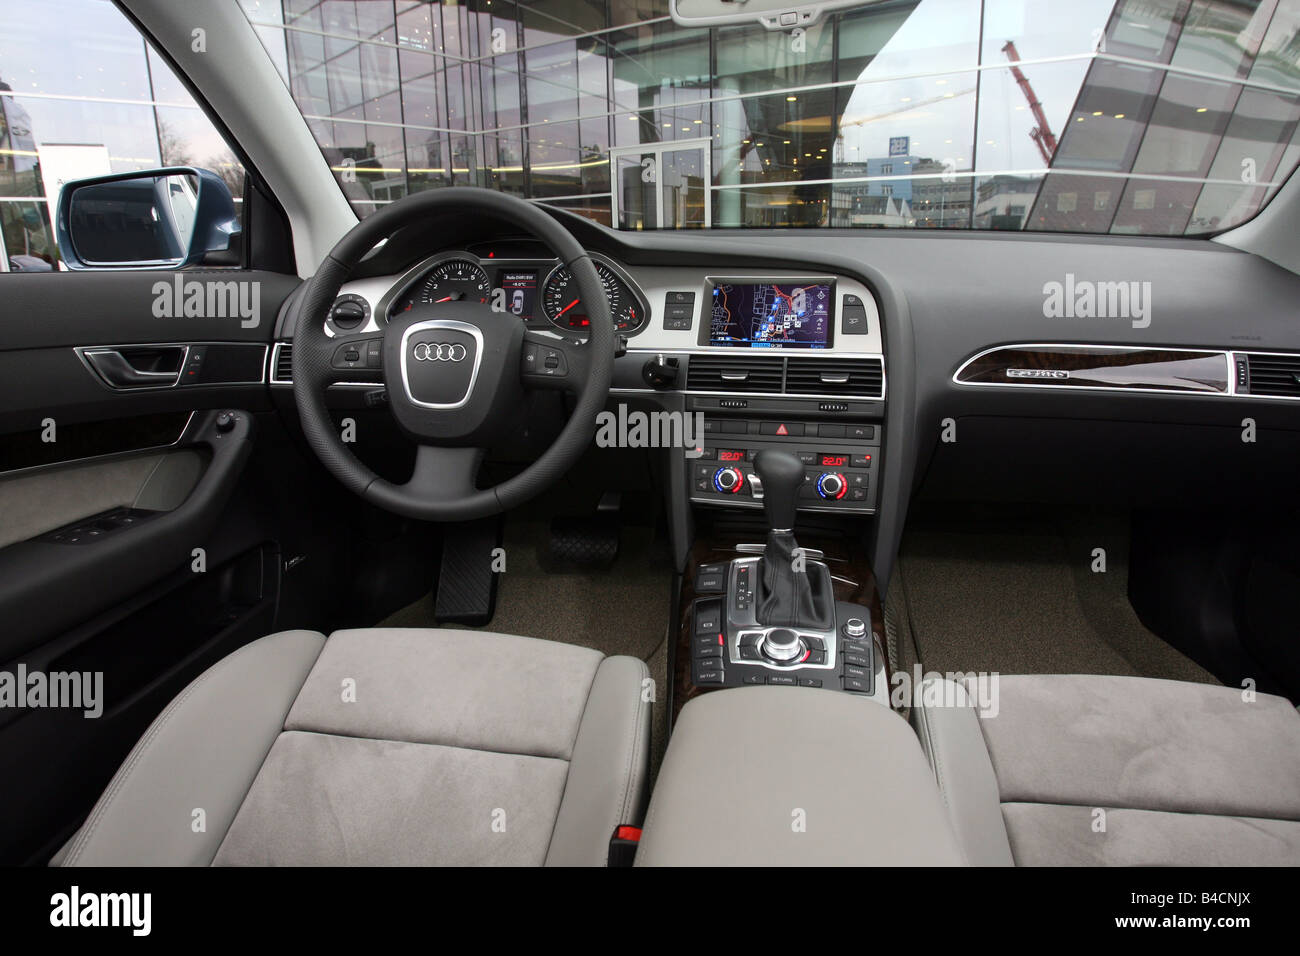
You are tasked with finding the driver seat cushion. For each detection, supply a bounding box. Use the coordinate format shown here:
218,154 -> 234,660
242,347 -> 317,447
60,628 -> 651,867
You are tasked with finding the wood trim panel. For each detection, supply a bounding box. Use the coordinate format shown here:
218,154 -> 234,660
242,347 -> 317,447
956,345 -> 1229,393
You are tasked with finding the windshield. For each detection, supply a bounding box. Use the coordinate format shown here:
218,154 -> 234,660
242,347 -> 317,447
240,0 -> 1300,235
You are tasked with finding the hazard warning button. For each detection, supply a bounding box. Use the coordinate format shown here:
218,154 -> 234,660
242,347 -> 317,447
759,422 -> 805,437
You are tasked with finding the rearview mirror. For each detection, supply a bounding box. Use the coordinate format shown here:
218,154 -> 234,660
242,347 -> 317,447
55,167 -> 239,270
670,0 -> 877,30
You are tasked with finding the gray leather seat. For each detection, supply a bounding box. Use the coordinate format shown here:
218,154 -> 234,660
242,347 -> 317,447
59,628 -> 651,866
913,674 -> 1300,866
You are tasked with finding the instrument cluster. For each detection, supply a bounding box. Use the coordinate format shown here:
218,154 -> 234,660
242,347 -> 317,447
389,251 -> 649,335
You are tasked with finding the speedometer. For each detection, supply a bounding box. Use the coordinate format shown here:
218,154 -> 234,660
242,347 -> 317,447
416,258 -> 490,305
543,263 -> 641,331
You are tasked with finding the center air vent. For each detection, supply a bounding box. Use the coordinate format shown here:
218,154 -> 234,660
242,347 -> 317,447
1243,353 -> 1300,397
785,357 -> 884,398
685,355 -> 784,393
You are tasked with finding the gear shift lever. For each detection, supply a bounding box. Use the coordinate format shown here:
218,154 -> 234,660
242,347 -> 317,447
754,448 -> 802,532
752,450 -> 832,629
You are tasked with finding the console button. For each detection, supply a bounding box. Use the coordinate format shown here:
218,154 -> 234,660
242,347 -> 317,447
694,601 -> 722,635
696,643 -> 722,659
695,563 -> 726,593
807,650 -> 827,665
842,652 -> 870,668
848,425 -> 875,440
841,676 -> 870,692
818,424 -> 845,437
743,674 -> 767,685
768,674 -> 797,686
666,291 -> 696,304
797,451 -> 816,465
720,421 -> 747,434
851,454 -> 872,468
695,655 -> 722,672
740,644 -> 762,660
760,422 -> 805,437
799,678 -> 823,688
841,304 -> 869,335
842,664 -> 871,680
693,635 -> 722,655
694,668 -> 724,685
849,488 -> 867,501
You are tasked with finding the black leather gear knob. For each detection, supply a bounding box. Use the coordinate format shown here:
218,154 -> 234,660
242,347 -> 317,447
754,449 -> 803,532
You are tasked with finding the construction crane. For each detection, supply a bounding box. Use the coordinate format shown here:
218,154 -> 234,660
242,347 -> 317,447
1002,40 -> 1058,165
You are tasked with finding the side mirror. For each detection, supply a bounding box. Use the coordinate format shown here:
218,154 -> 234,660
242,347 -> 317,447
670,0 -> 874,30
55,167 -> 239,270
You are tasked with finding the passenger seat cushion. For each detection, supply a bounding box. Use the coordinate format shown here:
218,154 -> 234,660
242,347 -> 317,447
915,674 -> 1300,866
980,675 -> 1300,820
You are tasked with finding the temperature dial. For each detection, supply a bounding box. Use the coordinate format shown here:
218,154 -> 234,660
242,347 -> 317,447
816,472 -> 847,500
713,467 -> 745,494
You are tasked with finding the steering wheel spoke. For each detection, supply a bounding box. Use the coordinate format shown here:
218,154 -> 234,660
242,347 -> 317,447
405,443 -> 485,500
520,329 -> 590,392
324,332 -> 385,384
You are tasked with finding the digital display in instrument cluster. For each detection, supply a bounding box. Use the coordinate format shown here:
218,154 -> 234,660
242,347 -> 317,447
496,270 -> 537,322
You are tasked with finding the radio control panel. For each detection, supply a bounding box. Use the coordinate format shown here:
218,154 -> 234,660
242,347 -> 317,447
687,418 -> 880,514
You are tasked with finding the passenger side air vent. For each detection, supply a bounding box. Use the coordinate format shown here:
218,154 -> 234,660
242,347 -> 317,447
686,355 -> 784,393
1243,353 -> 1300,397
273,343 -> 293,383
784,357 -> 884,398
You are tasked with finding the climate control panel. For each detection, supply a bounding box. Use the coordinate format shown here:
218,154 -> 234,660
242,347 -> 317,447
687,418 -> 880,514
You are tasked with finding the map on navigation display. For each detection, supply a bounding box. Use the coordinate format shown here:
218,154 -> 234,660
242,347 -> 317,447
707,282 -> 832,348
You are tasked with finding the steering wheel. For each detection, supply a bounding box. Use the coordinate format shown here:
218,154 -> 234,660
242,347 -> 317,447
292,187 -> 614,521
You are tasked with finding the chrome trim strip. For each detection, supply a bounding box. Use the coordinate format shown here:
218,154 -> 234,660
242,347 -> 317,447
952,343 -> 1243,398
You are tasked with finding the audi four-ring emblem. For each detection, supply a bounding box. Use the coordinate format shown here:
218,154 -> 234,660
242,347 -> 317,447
412,342 -> 467,362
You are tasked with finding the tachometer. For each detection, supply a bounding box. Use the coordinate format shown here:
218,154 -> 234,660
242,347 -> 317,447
542,263 -> 631,331
415,258 -> 491,305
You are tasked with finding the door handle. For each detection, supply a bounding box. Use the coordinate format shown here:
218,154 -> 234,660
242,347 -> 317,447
83,347 -> 186,388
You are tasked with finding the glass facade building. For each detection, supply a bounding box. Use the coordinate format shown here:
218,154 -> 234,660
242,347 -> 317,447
3,0 -> 1300,270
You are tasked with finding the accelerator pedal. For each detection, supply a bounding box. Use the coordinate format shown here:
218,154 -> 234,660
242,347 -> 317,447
434,518 -> 502,626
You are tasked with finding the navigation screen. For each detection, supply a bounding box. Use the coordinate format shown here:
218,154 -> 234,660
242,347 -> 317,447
707,281 -> 833,348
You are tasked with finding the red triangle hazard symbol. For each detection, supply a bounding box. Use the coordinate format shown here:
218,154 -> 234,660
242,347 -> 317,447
776,424 -> 788,436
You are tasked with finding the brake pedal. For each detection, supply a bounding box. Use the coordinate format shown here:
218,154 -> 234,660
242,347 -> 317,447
434,519 -> 501,626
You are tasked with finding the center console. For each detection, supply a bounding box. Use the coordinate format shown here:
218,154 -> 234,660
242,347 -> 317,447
677,450 -> 887,707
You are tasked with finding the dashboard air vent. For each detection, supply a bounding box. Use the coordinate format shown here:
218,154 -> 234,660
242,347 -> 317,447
784,357 -> 884,398
274,343 -> 293,382
1243,353 -> 1300,397
686,355 -> 784,393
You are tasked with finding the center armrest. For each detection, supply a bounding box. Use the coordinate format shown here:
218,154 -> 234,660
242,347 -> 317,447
636,687 -> 966,866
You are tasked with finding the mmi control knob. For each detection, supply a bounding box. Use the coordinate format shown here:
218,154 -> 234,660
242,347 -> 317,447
713,467 -> 745,494
816,472 -> 847,500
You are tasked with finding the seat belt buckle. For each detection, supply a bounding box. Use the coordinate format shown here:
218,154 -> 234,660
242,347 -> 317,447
607,825 -> 642,867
